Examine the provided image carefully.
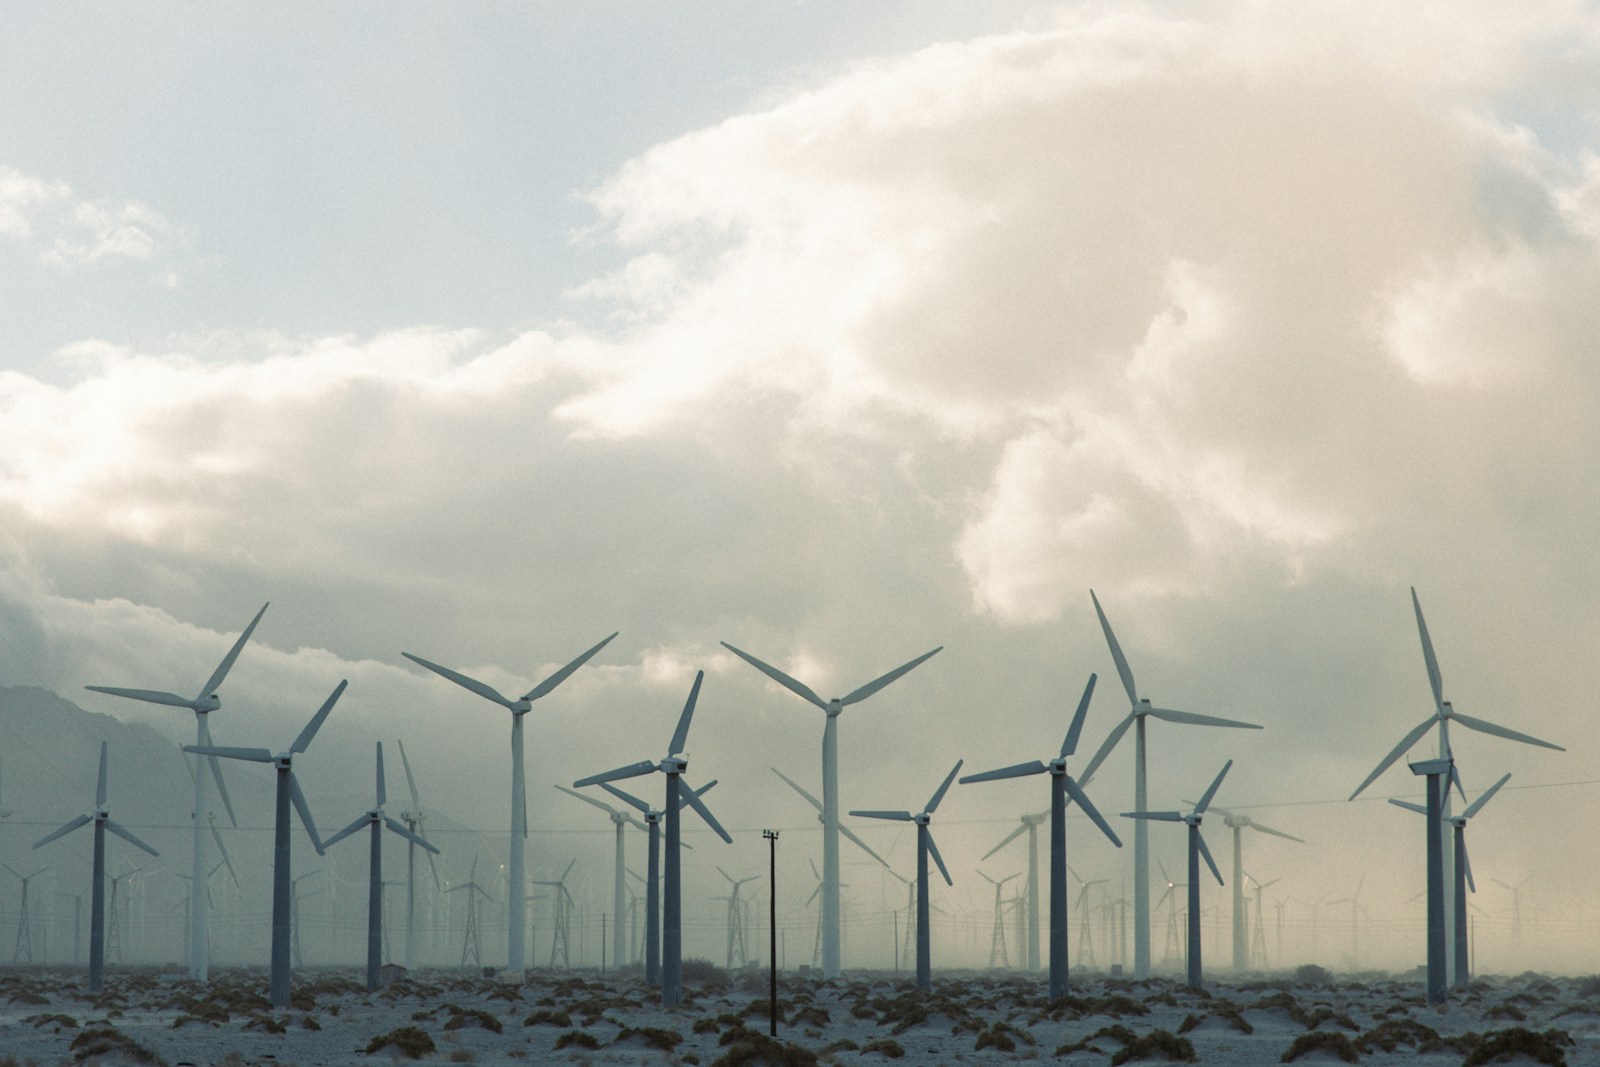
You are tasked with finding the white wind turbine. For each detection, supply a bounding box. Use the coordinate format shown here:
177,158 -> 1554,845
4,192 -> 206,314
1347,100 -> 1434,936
86,602 -> 266,980
555,785 -> 647,971
1349,588 -> 1563,978
395,739 -> 441,971
322,742 -> 440,991
1079,592 -> 1261,978
403,631 -> 617,981
722,640 -> 941,978
33,742 -> 158,992
186,680 -> 344,1007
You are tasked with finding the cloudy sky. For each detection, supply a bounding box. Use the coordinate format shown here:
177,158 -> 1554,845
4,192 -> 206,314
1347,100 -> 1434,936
4,1 -> 1600,972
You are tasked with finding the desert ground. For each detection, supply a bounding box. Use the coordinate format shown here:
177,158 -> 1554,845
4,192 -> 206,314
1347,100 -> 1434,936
1,964 -> 1596,1066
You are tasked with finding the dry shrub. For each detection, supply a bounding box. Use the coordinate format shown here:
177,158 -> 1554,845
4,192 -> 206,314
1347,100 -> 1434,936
1461,1027 -> 1572,1067
1281,1030 -> 1359,1063
1109,1029 -> 1196,1065
363,1025 -> 436,1058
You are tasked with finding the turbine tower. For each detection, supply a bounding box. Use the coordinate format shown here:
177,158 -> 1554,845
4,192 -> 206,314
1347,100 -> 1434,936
1080,593 -> 1261,977
556,785 -> 647,971
403,631 -> 617,981
853,759 -> 963,990
961,674 -> 1123,997
32,742 -> 159,992
1124,760 -> 1231,990
574,671 -> 731,1005
395,740 -> 441,971
322,742 -> 440,991
723,640 -> 940,978
1349,588 -> 1563,978
86,602 -> 266,981
186,680 -> 344,1007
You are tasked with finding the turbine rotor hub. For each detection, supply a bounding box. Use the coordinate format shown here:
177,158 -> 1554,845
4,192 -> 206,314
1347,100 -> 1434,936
661,757 -> 687,774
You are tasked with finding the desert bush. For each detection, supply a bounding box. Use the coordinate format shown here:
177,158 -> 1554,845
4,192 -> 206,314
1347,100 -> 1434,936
682,958 -> 730,988
363,1026 -> 436,1058
1110,1029 -> 1196,1064
1575,975 -> 1600,998
23,1012 -> 77,1030
554,1030 -> 600,1050
974,1020 -> 1036,1051
711,1032 -> 819,1066
1302,1007 -> 1359,1031
1281,1030 -> 1359,1063
861,1037 -> 905,1058
694,1017 -> 721,1034
1460,1028 -> 1571,1067
443,1007 -> 503,1033
1295,964 -> 1333,987
611,1026 -> 682,1050
522,1008 -> 571,1027
1485,1002 -> 1527,1021
242,1014 -> 286,1034
789,1004 -> 829,1027
69,1027 -> 164,1065
448,1051 -> 475,1064
1353,1019 -> 1441,1054
820,1038 -> 859,1054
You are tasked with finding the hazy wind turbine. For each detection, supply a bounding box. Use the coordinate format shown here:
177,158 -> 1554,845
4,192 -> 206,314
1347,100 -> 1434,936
853,759 -> 963,990
323,742 -> 440,990
960,674 -> 1123,997
395,740 -> 441,971
1124,759 -> 1232,990
1349,589 -> 1562,974
976,810 -> 1048,971
1079,592 -> 1261,977
186,680 -> 344,1007
532,859 -> 578,968
1392,770 -> 1510,988
556,785 -> 647,971
717,868 -> 761,968
574,671 -> 731,1005
722,641 -> 941,978
403,631 -> 617,980
86,602 -> 266,980
1188,803 -> 1302,972
32,742 -> 158,991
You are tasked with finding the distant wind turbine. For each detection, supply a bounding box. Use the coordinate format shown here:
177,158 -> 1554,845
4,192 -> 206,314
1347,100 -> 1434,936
86,602 -> 266,981
722,640 -> 940,977
1182,801 -> 1302,972
403,631 -> 617,981
395,740 -> 441,971
556,785 -> 647,971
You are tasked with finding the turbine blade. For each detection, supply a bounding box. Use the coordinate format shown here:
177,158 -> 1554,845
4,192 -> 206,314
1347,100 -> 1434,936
196,715 -> 239,827
1448,710 -> 1564,752
209,818 -> 239,886
1460,838 -> 1476,894
1064,777 -> 1122,847
291,680 -> 348,753
839,647 -> 943,705
959,760 -> 1047,785
770,767 -> 823,811
1145,707 -> 1263,730
1062,673 -> 1097,757
106,819 -> 160,858
678,778 -> 732,843
197,603 -> 268,701
397,738 -> 423,811
522,632 -> 619,702
184,745 -> 274,763
1124,811 -> 1186,821
669,671 -> 704,756
851,810 -> 913,821
1196,831 -> 1223,885
289,772 -> 324,855
85,685 -> 195,709
805,883 -> 822,908
374,742 -> 387,808
321,814 -> 372,851
562,857 -> 576,881
924,760 -> 963,814
574,761 -> 657,788
95,742 -> 108,806
385,816 -> 440,854
838,822 -> 893,868
720,642 -> 828,710
1348,715 -> 1437,800
1243,818 -> 1305,843
598,782 -> 652,815
1388,798 -> 1428,815
32,814 -> 92,849
1461,772 -> 1512,820
980,822 -> 1028,861
402,653 -> 514,709
1194,760 -> 1233,814
1090,589 -> 1139,706
556,785 -> 617,816
1077,712 -> 1135,788
926,831 -> 953,886
1411,587 -> 1444,712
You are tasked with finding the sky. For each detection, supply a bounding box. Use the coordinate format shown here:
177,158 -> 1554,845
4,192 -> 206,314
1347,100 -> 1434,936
3,0 -> 1600,973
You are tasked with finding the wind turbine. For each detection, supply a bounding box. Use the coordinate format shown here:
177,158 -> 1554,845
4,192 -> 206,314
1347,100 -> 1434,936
978,871 -> 1019,968
717,868 -> 760,968
531,859 -> 579,968
395,740 -> 441,971
960,674 -> 1123,996
185,680 -> 345,1007
1492,875 -> 1533,943
722,640 -> 940,978
403,631 -> 617,980
771,767 -> 895,871
852,759 -> 963,990
556,785 -> 646,971
447,856 -> 495,968
1349,589 -> 1563,976
976,809 -> 1048,971
1243,873 -> 1280,968
322,742 -> 440,990
85,602 -> 266,980
1123,759 -> 1231,990
573,671 -> 731,1005
1079,592 -> 1261,977
1188,803 -> 1302,972
32,742 -> 158,991
1392,770 -> 1510,988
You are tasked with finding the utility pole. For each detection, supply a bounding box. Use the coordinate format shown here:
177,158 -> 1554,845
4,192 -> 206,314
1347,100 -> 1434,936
764,830 -> 779,1037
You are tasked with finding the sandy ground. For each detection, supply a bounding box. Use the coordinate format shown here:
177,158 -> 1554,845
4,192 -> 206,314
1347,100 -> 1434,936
2,965 -> 1598,1066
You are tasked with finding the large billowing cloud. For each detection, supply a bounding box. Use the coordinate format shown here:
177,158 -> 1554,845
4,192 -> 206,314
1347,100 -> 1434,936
3,2 -> 1598,970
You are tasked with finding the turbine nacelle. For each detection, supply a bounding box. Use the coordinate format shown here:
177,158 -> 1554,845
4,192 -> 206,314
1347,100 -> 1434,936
661,756 -> 687,775
195,695 -> 221,714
